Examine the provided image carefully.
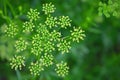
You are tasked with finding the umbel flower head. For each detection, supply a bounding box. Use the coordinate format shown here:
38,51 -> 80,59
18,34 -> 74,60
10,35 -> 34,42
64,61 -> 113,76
45,15 -> 58,28
4,23 -> 18,38
44,41 -> 55,53
10,55 -> 25,70
40,53 -> 54,67
70,27 -> 85,42
31,34 -> 43,55
57,39 -> 71,54
23,21 -> 35,33
55,61 -> 69,77
42,3 -> 56,14
58,16 -> 72,29
31,46 -> 43,56
7,2 -> 85,78
29,61 -> 44,76
27,8 -> 40,21
36,23 -> 48,34
50,30 -> 61,42
15,38 -> 28,52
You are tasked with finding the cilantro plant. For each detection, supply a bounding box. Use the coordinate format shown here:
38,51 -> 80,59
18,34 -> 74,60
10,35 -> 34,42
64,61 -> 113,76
4,3 -> 85,77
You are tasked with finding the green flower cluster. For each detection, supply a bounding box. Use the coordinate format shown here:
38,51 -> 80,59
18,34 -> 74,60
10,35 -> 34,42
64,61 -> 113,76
31,34 -> 43,56
15,38 -> 28,52
55,61 -> 69,77
10,55 -> 25,70
7,3 -> 85,77
44,41 -> 55,53
5,23 -> 18,38
58,16 -> 72,28
41,53 -> 54,67
27,8 -> 40,21
98,0 -> 120,17
29,61 -> 44,76
50,30 -> 61,41
23,21 -> 35,33
57,39 -> 71,54
42,3 -> 56,14
36,23 -> 47,34
70,27 -> 85,42
45,15 -> 57,28
29,53 -> 54,76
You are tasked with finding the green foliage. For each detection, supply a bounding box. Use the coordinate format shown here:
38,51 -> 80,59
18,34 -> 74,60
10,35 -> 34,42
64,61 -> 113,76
98,0 -> 120,18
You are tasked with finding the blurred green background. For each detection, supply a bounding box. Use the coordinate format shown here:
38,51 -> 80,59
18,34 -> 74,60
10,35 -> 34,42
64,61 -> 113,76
0,0 -> 120,80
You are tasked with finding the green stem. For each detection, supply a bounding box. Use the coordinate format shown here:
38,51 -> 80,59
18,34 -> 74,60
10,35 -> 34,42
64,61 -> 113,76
62,36 -> 71,41
3,0 -> 7,16
33,76 -> 37,80
1,12 -> 11,23
1,0 -> 11,23
16,69 -> 22,80
6,0 -> 16,18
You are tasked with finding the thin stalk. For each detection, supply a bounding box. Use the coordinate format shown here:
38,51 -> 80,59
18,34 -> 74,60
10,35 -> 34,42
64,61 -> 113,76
3,0 -> 7,16
16,69 -> 22,80
6,0 -> 16,18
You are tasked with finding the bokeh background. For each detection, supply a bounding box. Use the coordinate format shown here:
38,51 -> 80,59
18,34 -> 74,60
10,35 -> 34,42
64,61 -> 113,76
0,0 -> 120,80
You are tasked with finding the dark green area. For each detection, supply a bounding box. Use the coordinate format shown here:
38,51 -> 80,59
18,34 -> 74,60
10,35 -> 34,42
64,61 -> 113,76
0,0 -> 120,80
